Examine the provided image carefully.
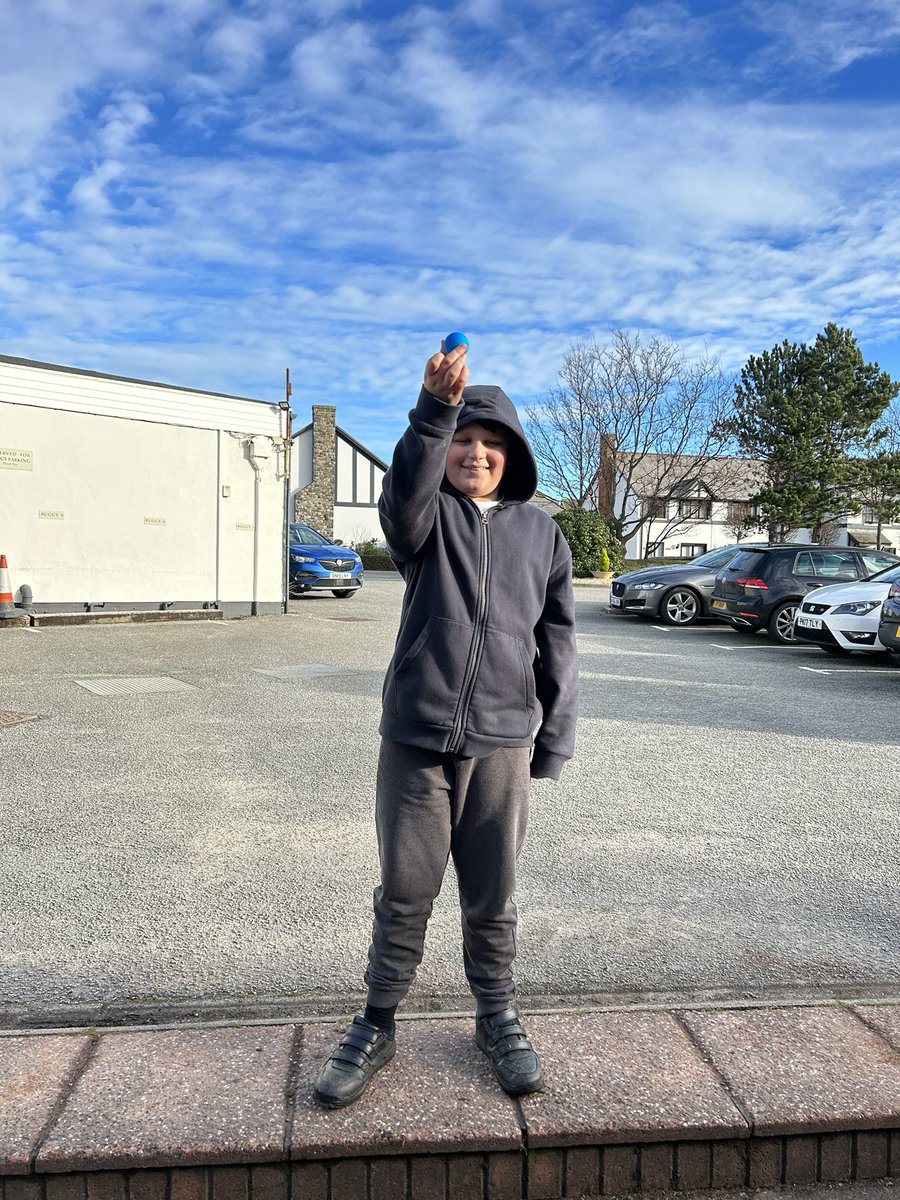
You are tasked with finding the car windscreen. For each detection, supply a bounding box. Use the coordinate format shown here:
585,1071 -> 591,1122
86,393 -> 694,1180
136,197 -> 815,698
864,563 -> 900,583
289,523 -> 331,546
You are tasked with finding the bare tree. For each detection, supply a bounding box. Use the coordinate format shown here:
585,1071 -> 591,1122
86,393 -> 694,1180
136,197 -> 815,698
526,330 -> 739,554
722,501 -> 766,543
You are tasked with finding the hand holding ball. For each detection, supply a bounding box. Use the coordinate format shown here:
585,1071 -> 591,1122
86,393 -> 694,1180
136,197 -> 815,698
444,331 -> 469,354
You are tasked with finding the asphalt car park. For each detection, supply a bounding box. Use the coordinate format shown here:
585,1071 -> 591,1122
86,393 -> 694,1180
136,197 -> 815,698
3,575 -> 898,1028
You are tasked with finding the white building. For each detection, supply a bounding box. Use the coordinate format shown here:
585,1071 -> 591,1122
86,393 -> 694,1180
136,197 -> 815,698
1,355 -> 289,614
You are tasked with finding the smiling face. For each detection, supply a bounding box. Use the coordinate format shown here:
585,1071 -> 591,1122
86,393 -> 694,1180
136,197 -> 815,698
445,421 -> 509,501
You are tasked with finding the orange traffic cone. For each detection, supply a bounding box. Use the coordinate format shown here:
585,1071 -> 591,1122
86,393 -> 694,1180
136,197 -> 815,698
0,554 -> 15,616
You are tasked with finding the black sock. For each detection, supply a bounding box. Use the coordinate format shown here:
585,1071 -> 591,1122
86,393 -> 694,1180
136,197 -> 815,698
364,1003 -> 397,1037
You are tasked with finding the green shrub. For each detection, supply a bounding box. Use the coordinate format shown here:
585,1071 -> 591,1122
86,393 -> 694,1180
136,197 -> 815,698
552,510 -> 623,576
350,536 -> 399,572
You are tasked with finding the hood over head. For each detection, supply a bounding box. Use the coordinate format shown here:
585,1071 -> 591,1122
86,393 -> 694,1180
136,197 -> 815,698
448,384 -> 538,502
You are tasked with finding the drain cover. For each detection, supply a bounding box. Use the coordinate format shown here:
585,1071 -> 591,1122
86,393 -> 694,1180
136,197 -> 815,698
254,664 -> 347,679
0,712 -> 40,727
75,676 -> 197,696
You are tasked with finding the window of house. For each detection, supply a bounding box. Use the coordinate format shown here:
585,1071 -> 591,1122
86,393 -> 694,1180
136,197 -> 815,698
647,542 -> 665,557
727,501 -> 760,521
862,507 -> 877,524
643,497 -> 668,519
678,498 -> 711,520
680,543 -> 707,558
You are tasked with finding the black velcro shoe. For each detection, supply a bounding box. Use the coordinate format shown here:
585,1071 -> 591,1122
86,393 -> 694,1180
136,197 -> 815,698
475,1007 -> 544,1095
314,1015 -> 396,1109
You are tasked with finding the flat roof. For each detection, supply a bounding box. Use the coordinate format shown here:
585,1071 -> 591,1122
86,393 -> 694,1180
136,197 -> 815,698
0,353 -> 276,407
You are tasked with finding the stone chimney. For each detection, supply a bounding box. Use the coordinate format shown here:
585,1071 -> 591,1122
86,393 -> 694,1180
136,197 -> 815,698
294,405 -> 336,537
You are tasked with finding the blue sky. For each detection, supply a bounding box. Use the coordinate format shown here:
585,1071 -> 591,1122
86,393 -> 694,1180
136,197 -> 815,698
2,0 -> 900,463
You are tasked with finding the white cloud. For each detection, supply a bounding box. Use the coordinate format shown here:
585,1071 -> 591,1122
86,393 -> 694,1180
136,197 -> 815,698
206,15 -> 271,75
289,22 -> 376,99
744,0 -> 900,76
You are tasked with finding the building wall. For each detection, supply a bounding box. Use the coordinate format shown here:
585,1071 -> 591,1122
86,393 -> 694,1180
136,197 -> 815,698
0,358 -> 286,612
292,408 -> 386,545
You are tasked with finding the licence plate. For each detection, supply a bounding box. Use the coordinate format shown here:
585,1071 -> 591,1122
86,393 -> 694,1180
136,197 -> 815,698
711,600 -> 728,611
796,615 -> 822,630
609,596 -> 622,607
329,572 -> 351,580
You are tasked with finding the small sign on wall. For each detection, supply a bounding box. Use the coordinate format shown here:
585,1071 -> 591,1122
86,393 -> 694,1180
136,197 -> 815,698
236,522 -> 255,531
144,517 -> 167,526
39,510 -> 64,520
1,448 -> 33,470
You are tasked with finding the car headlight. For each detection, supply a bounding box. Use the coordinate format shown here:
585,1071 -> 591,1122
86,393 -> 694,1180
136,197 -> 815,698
639,581 -> 667,590
832,600 -> 881,615
291,554 -> 316,563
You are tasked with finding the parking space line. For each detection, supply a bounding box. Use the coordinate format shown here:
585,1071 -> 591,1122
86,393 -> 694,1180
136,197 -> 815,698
576,646 -> 682,659
798,665 -> 900,676
710,642 -> 808,651
580,671 -> 757,689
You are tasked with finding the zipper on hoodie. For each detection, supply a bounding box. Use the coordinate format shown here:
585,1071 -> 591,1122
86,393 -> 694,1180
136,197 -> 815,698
448,503 -> 500,754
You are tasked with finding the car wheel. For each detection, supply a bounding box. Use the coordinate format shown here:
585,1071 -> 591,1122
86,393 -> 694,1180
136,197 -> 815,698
767,600 -> 799,644
332,589 -> 356,598
659,588 -> 701,626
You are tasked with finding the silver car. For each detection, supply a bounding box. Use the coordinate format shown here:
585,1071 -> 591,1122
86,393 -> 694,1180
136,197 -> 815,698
609,544 -> 768,626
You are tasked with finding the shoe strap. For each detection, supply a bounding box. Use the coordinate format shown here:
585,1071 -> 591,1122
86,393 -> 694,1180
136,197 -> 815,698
483,1013 -> 533,1053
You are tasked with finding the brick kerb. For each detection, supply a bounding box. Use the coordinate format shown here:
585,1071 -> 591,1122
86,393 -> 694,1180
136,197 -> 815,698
1,1000 -> 899,1197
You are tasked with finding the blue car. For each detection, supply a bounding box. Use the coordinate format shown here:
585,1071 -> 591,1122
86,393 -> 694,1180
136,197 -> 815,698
288,523 -> 363,598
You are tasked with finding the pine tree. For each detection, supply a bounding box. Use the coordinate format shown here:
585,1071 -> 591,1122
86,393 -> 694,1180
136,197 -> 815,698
720,325 -> 898,540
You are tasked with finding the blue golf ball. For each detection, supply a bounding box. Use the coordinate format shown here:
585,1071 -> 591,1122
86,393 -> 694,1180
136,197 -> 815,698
444,331 -> 469,353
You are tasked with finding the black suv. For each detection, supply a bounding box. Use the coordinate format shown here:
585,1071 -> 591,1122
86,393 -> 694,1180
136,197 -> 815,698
710,544 -> 900,644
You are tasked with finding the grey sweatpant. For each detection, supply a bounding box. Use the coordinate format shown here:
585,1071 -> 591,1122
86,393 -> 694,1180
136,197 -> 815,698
364,738 -> 532,1015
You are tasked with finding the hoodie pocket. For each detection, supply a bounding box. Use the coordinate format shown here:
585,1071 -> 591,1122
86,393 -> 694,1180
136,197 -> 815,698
467,626 -> 535,739
392,616 -> 470,728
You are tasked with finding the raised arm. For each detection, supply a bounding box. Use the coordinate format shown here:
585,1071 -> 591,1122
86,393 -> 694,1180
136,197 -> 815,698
378,345 -> 469,561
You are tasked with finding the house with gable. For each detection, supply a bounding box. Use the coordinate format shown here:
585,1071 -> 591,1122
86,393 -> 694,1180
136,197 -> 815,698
600,448 -> 900,559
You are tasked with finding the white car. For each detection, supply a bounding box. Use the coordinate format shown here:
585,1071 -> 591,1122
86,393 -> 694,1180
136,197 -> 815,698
792,564 -> 900,654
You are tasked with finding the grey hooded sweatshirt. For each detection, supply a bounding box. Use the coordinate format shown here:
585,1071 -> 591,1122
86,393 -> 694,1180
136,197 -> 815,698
378,384 -> 578,780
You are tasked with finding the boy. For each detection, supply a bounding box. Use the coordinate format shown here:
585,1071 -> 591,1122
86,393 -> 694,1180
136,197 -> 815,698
314,341 -> 579,1108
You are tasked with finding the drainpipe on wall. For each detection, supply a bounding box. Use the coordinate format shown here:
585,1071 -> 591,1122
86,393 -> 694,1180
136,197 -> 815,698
281,370 -> 292,615
248,437 -> 270,616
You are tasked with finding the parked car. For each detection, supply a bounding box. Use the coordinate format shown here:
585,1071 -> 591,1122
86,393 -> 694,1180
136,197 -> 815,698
710,545 -> 900,644
608,544 -> 768,626
877,581 -> 900,653
792,563 -> 900,654
288,523 -> 363,598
